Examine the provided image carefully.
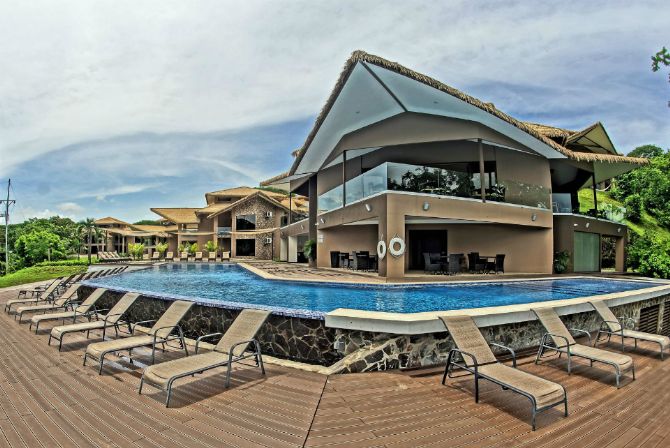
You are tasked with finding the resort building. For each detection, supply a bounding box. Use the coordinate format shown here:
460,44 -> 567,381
263,51 -> 647,278
151,186 -> 307,259
93,217 -> 174,254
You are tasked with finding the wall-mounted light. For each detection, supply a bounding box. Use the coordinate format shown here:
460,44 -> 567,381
300,224 -> 304,230
422,202 -> 430,211
617,227 -> 622,233
585,222 -> 590,228
531,213 -> 537,222
319,218 -> 325,224
365,203 -> 372,212
573,223 -> 579,227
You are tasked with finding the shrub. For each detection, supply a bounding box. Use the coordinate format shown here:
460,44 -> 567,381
35,259 -> 98,267
304,239 -> 317,261
189,243 -> 198,255
205,240 -> 217,253
127,243 -> 145,261
553,250 -> 570,274
627,234 -> 670,279
155,242 -> 169,255
14,230 -> 67,266
178,242 -> 189,253
623,194 -> 643,222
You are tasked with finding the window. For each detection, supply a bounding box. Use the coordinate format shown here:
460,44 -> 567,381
236,239 -> 255,256
236,214 -> 256,231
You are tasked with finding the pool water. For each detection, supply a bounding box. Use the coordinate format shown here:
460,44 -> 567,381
86,264 -> 663,315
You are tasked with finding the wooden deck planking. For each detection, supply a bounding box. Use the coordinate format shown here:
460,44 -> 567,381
2,284 -> 670,447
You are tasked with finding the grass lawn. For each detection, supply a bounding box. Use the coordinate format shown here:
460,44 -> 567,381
0,265 -> 88,288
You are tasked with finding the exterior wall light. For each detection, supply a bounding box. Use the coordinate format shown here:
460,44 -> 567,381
531,213 -> 537,222
585,222 -> 590,228
422,202 -> 430,211
365,203 -> 372,212
573,223 -> 579,227
319,218 -> 325,224
617,228 -> 622,233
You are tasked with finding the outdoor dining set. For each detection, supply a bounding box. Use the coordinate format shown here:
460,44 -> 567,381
329,251 -> 379,272
423,252 -> 505,275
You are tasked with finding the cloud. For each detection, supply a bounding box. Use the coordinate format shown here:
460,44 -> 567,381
1,0 -> 668,220
56,202 -> 83,213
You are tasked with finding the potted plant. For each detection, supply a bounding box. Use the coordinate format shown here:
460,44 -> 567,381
155,242 -> 168,258
553,250 -> 570,274
205,240 -> 218,257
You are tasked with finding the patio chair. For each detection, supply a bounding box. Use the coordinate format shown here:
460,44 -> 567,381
448,254 -> 461,275
194,252 -> 203,262
15,284 -> 82,323
15,276 -> 63,300
208,251 -> 216,262
338,252 -> 350,269
533,307 -> 635,387
590,300 -> 670,359
173,252 -> 182,262
151,252 -> 160,261
49,292 -> 140,351
30,288 -> 107,333
423,252 -> 442,274
142,253 -> 150,261
221,251 -> 231,261
467,252 -> 486,273
139,309 -> 271,407
165,251 -> 174,261
84,300 -> 194,374
440,315 -> 567,430
6,278 -> 64,312
180,251 -> 188,261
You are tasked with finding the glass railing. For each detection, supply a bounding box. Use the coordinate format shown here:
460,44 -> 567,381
217,226 -> 232,236
317,162 -> 552,212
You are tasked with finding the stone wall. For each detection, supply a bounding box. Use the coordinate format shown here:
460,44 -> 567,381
230,195 -> 281,260
80,285 -> 670,373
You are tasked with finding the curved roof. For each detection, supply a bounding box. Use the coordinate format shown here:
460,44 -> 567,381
288,50 -> 647,177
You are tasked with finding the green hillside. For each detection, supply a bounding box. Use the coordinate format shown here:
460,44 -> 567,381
578,189 -> 670,240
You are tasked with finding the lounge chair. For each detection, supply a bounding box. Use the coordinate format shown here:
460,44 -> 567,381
165,251 -> 174,262
140,309 -> 270,407
180,251 -> 189,262
221,251 -> 230,261
533,307 -> 635,387
151,252 -> 160,261
142,253 -> 149,261
15,284 -> 81,323
5,278 -> 64,312
590,300 -> 670,359
49,292 -> 140,351
30,288 -> 107,333
83,300 -> 194,374
194,252 -> 203,262
15,276 -> 63,300
208,252 -> 216,262
440,315 -> 567,430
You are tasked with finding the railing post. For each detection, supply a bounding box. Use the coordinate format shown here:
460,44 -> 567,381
478,139 -> 486,202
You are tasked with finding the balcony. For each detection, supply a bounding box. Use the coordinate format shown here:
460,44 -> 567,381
317,162 -> 552,214
552,193 -> 626,223
217,226 -> 232,237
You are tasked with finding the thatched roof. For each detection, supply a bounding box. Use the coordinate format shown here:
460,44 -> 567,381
95,216 -> 130,226
289,50 -> 648,173
132,224 -> 178,233
203,190 -> 305,219
150,208 -> 200,224
524,122 -> 575,139
259,171 -> 290,187
205,186 -> 286,204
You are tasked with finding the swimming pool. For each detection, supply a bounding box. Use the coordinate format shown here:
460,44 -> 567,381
85,264 -> 664,316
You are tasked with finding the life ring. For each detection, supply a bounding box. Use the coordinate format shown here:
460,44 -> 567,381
388,237 -> 406,257
377,240 -> 387,260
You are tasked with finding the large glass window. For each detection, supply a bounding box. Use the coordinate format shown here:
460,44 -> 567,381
235,214 -> 256,231
574,231 -> 600,272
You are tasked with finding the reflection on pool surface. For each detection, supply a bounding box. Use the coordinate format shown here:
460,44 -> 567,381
85,264 -> 664,315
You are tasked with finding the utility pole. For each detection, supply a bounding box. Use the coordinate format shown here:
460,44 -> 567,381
1,179 -> 16,275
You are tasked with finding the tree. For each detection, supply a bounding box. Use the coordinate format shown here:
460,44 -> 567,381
652,47 -> 670,107
628,144 -> 664,159
78,218 -> 100,265
14,230 -> 67,265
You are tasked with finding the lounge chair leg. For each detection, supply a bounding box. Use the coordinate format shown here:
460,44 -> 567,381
443,351 -> 454,384
225,363 -> 232,388
138,376 -> 144,395
48,335 -> 52,346
98,356 -> 105,375
256,341 -> 265,375
59,338 -> 63,351
564,396 -> 569,417
474,373 -> 479,403
83,354 -> 87,366
632,364 -> 636,380
531,410 -> 536,431
150,345 -> 155,365
165,386 -> 172,408
567,354 -> 571,375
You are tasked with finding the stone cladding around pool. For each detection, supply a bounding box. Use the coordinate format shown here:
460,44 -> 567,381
79,279 -> 670,373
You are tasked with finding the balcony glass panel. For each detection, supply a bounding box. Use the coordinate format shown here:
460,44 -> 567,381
316,162 -> 551,214
552,193 -> 573,213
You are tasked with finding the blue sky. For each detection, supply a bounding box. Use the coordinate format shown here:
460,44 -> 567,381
0,0 -> 668,223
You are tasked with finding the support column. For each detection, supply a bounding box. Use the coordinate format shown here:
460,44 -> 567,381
308,175 -> 318,268
478,139 -> 486,202
615,234 -> 626,273
592,171 -> 598,215
378,195 -> 405,279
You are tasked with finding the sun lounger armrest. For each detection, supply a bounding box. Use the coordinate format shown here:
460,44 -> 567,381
131,320 -> 156,333
103,313 -> 125,325
489,342 -> 517,368
195,333 -> 223,354
569,328 -> 591,344
228,339 -> 260,359
543,332 -> 572,351
151,325 -> 182,341
599,320 -> 624,334
449,348 -> 479,368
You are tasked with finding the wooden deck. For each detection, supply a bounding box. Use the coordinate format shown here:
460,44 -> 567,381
2,284 -> 670,447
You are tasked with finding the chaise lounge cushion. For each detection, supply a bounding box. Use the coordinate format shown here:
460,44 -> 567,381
51,320 -> 109,340
478,363 -> 566,409
143,351 -> 226,388
86,336 -> 156,361
568,345 -> 633,370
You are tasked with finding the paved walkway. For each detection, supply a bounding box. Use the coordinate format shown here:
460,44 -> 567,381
1,284 -> 670,447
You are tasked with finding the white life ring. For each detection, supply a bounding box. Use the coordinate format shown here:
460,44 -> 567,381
388,237 -> 406,257
377,240 -> 387,260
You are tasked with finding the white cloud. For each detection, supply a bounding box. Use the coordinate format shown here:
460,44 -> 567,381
56,202 -> 83,213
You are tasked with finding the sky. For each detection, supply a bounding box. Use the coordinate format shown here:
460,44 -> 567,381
0,0 -> 668,223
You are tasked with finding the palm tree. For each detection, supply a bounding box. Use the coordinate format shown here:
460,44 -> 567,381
79,218 -> 99,265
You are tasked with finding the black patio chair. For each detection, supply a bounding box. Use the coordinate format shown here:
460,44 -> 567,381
353,253 -> 370,271
468,252 -> 486,273
330,251 -> 340,268
423,253 -> 442,274
448,254 -> 461,275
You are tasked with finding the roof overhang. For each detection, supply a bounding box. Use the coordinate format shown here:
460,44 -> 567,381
566,122 -> 618,155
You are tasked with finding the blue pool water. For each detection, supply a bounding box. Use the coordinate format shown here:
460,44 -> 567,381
85,264 -> 664,316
